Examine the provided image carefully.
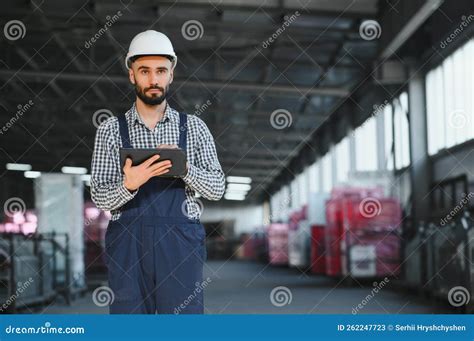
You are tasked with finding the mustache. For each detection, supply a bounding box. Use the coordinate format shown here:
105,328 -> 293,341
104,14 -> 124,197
145,86 -> 164,92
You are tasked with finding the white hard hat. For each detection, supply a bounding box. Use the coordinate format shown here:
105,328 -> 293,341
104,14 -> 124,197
125,30 -> 177,70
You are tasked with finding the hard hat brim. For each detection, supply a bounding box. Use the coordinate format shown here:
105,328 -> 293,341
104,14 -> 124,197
126,54 -> 177,70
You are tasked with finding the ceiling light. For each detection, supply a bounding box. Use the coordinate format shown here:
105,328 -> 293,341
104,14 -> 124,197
61,166 -> 88,175
226,183 -> 251,191
6,163 -> 32,171
24,171 -> 41,178
224,193 -> 246,201
226,176 -> 252,184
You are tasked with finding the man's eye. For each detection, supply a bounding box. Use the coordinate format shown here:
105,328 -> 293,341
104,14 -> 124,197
141,70 -> 148,74
158,69 -> 165,74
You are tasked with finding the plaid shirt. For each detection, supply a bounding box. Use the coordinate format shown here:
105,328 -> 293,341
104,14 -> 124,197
90,103 -> 225,220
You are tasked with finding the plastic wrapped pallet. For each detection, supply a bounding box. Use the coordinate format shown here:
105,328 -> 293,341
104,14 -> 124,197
267,223 -> 289,265
288,219 -> 311,268
35,174 -> 85,289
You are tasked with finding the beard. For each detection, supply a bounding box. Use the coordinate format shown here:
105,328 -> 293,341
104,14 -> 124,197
135,82 -> 169,106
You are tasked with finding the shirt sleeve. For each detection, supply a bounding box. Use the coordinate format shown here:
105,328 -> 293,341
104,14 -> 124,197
90,118 -> 138,211
182,118 -> 225,200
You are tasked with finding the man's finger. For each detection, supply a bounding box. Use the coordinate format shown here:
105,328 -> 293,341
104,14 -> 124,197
150,168 -> 170,177
142,154 -> 160,168
148,160 -> 172,172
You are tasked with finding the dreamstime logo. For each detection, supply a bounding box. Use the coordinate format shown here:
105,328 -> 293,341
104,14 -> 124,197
262,11 -> 300,49
270,109 -> 292,130
174,277 -> 212,314
4,197 -> 26,218
448,286 -> 470,307
92,109 -> 114,128
181,198 -> 204,218
359,20 -> 381,41
84,11 -> 123,49
351,100 -> 388,137
440,15 -> 474,49
0,277 -> 34,312
92,286 -> 115,307
181,20 -> 204,41
448,110 -> 468,129
270,286 -> 292,307
440,192 -> 474,226
0,100 -> 34,135
359,197 -> 382,218
4,20 -> 26,41
193,99 -> 212,116
352,277 -> 389,314
373,100 -> 389,116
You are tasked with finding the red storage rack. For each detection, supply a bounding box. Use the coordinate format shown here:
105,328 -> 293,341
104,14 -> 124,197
324,187 -> 399,278
267,223 -> 289,265
310,224 -> 326,274
341,197 -> 401,277
325,198 -> 343,276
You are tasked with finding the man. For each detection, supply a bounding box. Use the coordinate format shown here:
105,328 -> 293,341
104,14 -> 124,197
91,30 -> 225,314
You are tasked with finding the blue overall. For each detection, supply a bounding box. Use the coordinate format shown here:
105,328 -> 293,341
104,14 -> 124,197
104,112 -> 206,314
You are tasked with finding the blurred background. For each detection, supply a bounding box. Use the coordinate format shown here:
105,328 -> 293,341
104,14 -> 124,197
0,0 -> 473,314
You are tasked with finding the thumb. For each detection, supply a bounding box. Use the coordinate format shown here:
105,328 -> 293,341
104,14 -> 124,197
124,158 -> 132,170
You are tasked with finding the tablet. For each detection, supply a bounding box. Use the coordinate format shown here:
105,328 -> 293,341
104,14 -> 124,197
119,148 -> 187,177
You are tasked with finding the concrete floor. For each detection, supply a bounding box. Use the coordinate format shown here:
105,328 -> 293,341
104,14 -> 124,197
35,260 -> 453,314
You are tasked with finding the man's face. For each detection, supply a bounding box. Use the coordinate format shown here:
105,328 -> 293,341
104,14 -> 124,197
129,56 -> 174,106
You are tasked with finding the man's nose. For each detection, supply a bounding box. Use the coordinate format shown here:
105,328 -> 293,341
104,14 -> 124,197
149,73 -> 160,85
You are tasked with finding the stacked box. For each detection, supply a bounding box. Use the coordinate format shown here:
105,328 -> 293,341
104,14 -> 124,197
239,233 -> 253,260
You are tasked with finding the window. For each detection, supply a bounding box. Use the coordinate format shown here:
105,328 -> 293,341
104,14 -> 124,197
426,38 -> 474,155
354,116 -> 378,171
321,151 -> 333,192
335,136 -> 350,184
290,179 -> 299,210
297,171 -> 308,206
308,161 -> 320,193
393,92 -> 410,169
281,185 -> 290,220
383,103 -> 394,170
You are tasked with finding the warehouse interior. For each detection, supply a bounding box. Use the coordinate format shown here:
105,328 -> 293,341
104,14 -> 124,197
0,0 -> 473,314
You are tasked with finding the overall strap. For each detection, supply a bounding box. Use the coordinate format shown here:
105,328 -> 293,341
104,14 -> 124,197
118,114 -> 132,148
178,112 -> 188,150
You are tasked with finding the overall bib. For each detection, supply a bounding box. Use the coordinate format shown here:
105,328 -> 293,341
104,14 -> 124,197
104,112 -> 206,314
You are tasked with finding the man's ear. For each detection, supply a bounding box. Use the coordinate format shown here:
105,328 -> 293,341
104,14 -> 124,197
129,68 -> 135,85
169,68 -> 174,85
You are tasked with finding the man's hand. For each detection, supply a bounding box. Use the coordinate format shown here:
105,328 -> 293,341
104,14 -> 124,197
123,155 -> 172,191
157,144 -> 178,149
157,144 -> 190,174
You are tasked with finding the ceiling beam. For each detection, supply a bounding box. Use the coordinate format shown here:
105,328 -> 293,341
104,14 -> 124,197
379,0 -> 444,59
